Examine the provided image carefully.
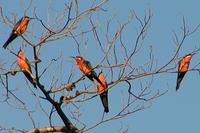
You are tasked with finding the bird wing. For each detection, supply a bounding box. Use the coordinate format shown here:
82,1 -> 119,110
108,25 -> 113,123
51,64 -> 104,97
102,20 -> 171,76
13,17 -> 23,32
97,72 -> 108,93
178,55 -> 192,72
100,91 -> 109,113
84,60 -> 93,70
178,59 -> 183,71
84,60 -> 96,75
23,58 -> 36,88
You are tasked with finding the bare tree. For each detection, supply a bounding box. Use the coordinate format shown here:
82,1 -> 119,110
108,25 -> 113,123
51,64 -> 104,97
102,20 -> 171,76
0,0 -> 200,133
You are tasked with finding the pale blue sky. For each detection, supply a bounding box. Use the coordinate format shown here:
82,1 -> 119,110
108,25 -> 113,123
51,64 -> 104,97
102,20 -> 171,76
0,0 -> 200,133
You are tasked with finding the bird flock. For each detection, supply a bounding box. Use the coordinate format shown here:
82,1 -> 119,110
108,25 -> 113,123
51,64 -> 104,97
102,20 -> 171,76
2,16 -> 193,113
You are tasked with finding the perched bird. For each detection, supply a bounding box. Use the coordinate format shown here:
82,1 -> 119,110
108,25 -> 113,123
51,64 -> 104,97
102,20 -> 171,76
97,72 -> 109,113
3,16 -> 31,49
17,49 -> 36,88
176,53 -> 192,91
72,56 -> 104,86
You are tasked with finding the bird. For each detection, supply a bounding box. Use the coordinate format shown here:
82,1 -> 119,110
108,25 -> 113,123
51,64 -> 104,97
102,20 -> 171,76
3,16 -> 31,49
97,71 -> 109,113
176,53 -> 192,91
17,49 -> 37,88
72,56 -> 104,87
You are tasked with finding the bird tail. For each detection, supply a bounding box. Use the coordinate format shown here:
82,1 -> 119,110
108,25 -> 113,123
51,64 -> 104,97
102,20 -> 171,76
3,33 -> 18,49
23,71 -> 37,88
100,92 -> 109,113
176,80 -> 180,91
176,72 -> 186,91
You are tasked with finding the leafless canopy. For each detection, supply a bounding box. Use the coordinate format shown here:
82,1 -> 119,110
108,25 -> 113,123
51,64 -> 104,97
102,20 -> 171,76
0,0 -> 200,133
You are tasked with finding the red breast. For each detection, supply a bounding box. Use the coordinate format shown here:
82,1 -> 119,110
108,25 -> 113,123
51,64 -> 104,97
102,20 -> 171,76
17,51 -> 29,71
97,72 -> 108,94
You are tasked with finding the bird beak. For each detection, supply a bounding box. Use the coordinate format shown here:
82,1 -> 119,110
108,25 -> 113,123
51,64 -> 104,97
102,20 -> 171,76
29,17 -> 34,20
25,16 -> 34,20
70,56 -> 75,59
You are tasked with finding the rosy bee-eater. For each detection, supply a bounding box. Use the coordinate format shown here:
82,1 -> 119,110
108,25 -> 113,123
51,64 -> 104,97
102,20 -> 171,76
17,49 -> 36,88
3,16 -> 31,49
97,71 -> 109,113
72,56 -> 104,86
176,53 -> 192,91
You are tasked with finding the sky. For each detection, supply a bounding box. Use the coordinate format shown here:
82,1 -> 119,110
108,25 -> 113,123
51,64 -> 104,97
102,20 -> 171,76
0,0 -> 200,133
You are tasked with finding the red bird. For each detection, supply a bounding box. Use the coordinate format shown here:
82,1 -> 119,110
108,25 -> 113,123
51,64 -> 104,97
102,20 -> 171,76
3,16 -> 31,49
17,49 -> 36,88
176,54 -> 192,91
97,72 -> 109,113
72,56 -> 104,86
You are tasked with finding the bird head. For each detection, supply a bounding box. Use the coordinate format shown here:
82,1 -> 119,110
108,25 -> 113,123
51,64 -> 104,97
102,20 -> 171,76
24,16 -> 30,19
71,56 -> 84,64
184,54 -> 192,63
23,16 -> 31,23
17,49 -> 25,59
